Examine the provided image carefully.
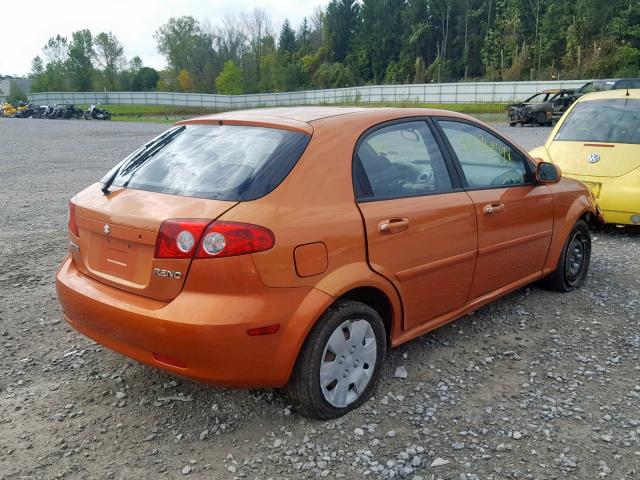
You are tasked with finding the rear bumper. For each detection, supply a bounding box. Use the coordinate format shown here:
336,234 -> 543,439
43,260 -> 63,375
56,257 -> 333,387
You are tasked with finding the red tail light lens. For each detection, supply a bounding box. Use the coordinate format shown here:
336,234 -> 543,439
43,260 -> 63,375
196,221 -> 275,258
155,219 -> 210,259
68,201 -> 79,237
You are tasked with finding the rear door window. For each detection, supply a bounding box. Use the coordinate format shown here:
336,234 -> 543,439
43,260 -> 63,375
103,125 -> 310,201
354,121 -> 453,200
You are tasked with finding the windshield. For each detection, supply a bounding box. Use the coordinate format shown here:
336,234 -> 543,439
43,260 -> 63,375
554,99 -> 640,145
524,93 -> 550,103
578,82 -> 595,94
101,124 -> 310,200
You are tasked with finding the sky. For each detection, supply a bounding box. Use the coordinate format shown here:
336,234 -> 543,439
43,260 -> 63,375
1,0 -> 327,77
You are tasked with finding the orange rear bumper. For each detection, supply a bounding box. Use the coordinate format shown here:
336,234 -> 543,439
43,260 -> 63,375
55,257 -> 333,388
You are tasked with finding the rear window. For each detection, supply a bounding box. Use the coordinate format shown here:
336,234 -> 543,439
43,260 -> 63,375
102,124 -> 310,201
554,99 -> 640,145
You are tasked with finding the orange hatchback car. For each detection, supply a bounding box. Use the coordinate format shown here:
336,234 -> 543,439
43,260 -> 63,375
57,107 -> 600,418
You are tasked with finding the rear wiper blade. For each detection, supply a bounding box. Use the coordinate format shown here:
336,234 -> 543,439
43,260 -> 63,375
101,126 -> 186,195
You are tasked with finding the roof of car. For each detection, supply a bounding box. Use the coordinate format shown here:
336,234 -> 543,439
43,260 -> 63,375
593,78 -> 640,84
576,88 -> 640,102
179,106 -> 474,134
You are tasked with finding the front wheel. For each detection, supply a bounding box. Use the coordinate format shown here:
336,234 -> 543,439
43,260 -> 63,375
282,300 -> 387,419
536,112 -> 547,126
540,219 -> 591,292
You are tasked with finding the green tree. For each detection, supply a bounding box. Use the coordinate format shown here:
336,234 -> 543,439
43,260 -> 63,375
94,32 -> 125,89
324,0 -> 359,62
30,56 -> 49,92
132,67 -> 160,90
155,16 -> 219,92
297,17 -> 313,54
43,35 -> 68,64
279,19 -> 297,56
215,60 -> 244,94
355,0 -> 404,82
313,62 -> 355,88
7,81 -> 27,103
67,29 -> 94,91
129,56 -> 144,73
482,0 -> 523,78
154,16 -> 202,71
39,35 -> 69,91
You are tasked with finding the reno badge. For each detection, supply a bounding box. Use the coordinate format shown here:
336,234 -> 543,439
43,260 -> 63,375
103,224 -> 111,235
587,153 -> 600,164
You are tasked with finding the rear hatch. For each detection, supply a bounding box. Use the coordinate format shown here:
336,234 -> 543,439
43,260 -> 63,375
73,185 -> 236,301
69,123 -> 310,301
548,142 -> 640,177
551,97 -> 640,177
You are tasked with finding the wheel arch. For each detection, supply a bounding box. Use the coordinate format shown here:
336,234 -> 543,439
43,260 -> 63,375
543,189 -> 597,274
337,286 -> 395,340
279,277 -> 403,387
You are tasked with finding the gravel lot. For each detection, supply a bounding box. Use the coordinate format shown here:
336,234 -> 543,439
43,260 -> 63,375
0,117 -> 638,479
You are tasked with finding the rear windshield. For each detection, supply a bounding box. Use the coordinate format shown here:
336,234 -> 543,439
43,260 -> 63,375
554,99 -> 640,145
102,124 -> 310,201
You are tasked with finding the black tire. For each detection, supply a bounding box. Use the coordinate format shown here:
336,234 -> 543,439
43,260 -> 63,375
539,219 -> 591,292
83,111 -> 91,120
536,112 -> 547,126
509,122 -> 516,127
282,300 -> 387,419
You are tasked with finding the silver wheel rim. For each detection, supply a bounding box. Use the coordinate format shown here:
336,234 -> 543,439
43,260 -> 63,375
320,319 -> 377,408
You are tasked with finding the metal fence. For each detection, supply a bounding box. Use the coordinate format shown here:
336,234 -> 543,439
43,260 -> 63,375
27,80 -> 588,109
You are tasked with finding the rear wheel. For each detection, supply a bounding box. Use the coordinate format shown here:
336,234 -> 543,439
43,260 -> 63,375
282,300 -> 386,419
540,219 -> 591,292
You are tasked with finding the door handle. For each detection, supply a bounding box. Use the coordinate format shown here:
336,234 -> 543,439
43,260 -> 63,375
378,218 -> 409,234
483,203 -> 505,216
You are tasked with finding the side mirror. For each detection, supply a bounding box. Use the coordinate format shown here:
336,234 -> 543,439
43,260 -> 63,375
536,161 -> 561,184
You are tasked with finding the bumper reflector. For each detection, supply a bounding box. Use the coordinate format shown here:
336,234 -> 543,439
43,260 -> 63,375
247,324 -> 280,336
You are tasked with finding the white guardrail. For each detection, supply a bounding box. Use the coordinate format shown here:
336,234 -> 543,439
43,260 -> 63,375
27,80 -> 588,108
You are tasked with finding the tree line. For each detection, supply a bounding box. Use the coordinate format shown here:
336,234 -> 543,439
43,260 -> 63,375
29,0 -> 640,95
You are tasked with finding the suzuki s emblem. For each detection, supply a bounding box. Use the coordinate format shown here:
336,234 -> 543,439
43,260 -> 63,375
587,153 -> 600,164
103,224 -> 111,235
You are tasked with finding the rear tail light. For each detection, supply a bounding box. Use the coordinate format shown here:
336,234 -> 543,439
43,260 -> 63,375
68,201 -> 79,237
155,219 -> 210,259
154,220 -> 274,259
196,221 -> 275,258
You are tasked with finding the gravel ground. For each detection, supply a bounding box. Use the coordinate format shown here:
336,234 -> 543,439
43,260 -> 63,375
0,117 -> 638,480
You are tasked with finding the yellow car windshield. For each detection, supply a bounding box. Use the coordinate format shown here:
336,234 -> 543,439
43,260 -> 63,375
555,99 -> 640,145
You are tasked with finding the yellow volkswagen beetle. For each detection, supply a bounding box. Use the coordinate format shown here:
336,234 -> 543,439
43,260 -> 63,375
530,89 -> 640,226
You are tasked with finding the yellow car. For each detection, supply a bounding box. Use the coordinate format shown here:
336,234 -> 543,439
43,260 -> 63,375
530,89 -> 640,225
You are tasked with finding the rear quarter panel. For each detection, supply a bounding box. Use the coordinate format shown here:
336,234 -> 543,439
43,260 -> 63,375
217,112 -> 411,338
